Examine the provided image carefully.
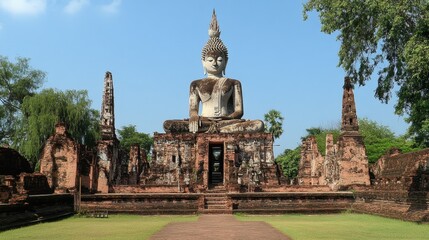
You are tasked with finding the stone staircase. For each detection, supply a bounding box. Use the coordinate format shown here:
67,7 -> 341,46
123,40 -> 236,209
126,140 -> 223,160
202,185 -> 231,214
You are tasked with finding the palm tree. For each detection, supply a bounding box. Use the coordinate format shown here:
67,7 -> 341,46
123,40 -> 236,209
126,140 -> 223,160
264,109 -> 284,140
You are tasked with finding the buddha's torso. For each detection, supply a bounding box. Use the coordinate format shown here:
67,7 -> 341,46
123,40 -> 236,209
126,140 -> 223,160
191,78 -> 236,118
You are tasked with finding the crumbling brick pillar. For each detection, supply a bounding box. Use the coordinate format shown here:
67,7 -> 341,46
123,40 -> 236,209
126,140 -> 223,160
96,139 -> 119,193
324,133 -> 339,186
128,144 -> 141,185
39,123 -> 79,193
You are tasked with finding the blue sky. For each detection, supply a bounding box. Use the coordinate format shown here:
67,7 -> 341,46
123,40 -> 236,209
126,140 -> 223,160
0,0 -> 408,155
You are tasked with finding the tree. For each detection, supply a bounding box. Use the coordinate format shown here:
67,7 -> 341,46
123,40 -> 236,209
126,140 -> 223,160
264,109 -> 284,139
275,147 -> 300,180
358,118 -> 420,163
117,125 -> 153,157
0,56 -> 45,144
276,126 -> 339,181
300,119 -> 420,163
303,1 -> 429,146
14,88 -> 100,167
277,118 -> 420,179
304,127 -> 341,155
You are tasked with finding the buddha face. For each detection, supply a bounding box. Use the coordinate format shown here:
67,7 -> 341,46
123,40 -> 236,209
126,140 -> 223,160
203,52 -> 227,76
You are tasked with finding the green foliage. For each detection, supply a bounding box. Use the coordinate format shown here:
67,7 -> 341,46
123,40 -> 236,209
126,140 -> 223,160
276,126 -> 340,180
409,116 -> 429,147
275,147 -> 300,180
282,117 -> 422,174
264,109 -> 284,139
358,118 -> 421,163
117,125 -> 153,156
358,118 -> 395,140
0,56 -> 45,143
398,9 -> 429,146
14,88 -> 100,167
297,119 -> 421,164
303,1 -> 429,147
303,127 -> 340,155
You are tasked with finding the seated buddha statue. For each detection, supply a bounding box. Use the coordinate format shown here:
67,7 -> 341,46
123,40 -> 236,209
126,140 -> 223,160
163,10 -> 264,134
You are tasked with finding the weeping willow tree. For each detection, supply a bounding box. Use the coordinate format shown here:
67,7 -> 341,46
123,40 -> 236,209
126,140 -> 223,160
13,88 -> 100,168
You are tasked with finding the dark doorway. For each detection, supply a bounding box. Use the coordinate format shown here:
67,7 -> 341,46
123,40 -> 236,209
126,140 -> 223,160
209,144 -> 224,185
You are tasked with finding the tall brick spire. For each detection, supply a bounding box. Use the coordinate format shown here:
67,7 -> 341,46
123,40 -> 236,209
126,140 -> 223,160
341,77 -> 359,132
101,71 -> 116,140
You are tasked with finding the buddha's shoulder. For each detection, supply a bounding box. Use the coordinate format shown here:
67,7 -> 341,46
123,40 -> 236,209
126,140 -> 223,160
190,79 -> 203,86
227,78 -> 241,84
190,78 -> 242,87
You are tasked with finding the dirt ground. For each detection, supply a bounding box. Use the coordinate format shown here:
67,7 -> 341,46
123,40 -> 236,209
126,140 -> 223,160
150,214 -> 290,240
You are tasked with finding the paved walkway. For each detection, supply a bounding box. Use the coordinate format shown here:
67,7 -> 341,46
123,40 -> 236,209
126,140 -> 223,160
150,215 -> 290,240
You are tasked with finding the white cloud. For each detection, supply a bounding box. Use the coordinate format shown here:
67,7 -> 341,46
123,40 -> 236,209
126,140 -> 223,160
101,0 -> 121,14
64,0 -> 89,14
0,0 -> 46,16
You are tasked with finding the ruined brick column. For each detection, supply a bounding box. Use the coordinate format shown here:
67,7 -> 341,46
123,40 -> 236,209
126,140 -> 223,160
39,123 -> 79,193
97,72 -> 120,193
324,133 -> 339,186
298,138 -> 312,185
128,144 -> 141,185
337,77 -> 370,187
298,136 -> 324,185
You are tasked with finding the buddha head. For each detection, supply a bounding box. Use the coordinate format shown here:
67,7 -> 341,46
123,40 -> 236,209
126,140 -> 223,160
201,10 -> 228,76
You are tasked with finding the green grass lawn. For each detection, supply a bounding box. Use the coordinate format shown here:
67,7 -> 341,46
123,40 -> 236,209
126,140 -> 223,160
2,213 -> 429,240
236,213 -> 429,240
0,215 -> 197,240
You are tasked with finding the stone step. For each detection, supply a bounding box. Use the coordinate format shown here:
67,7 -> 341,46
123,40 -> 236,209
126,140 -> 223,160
209,184 -> 225,187
204,193 -> 228,197
205,198 -> 228,202
206,203 -> 227,207
205,196 -> 227,200
206,191 -> 227,194
205,205 -> 229,210
205,198 -> 227,202
205,200 -> 227,205
204,206 -> 229,210
203,190 -> 229,213
207,188 -> 227,191
205,200 -> 227,204
204,195 -> 228,200
206,186 -> 227,193
201,209 -> 232,214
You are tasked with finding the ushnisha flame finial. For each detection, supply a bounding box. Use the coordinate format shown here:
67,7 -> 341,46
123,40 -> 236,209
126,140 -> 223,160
208,9 -> 220,38
201,9 -> 228,61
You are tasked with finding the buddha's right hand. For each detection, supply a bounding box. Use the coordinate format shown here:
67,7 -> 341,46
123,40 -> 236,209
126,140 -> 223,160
189,116 -> 199,133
